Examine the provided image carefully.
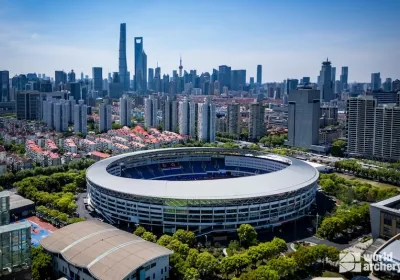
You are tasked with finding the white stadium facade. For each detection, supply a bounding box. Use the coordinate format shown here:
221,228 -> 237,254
86,147 -> 319,234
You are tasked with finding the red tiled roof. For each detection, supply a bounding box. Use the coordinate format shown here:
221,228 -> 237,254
90,151 -> 110,158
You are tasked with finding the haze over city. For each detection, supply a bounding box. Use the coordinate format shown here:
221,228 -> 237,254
1,0 -> 399,81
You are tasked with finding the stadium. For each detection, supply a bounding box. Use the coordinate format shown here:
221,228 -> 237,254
86,147 -> 319,235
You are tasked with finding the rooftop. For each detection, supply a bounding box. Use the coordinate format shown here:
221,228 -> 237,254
9,193 -> 35,210
40,220 -> 172,280
0,220 -> 31,234
371,194 -> 400,215
375,234 -> 400,266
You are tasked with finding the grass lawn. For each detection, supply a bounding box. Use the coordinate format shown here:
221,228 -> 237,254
334,173 -> 399,189
322,271 -> 348,279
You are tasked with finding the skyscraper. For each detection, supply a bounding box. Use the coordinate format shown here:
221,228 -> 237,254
286,87 -> 320,150
0,71 -> 9,102
178,97 -> 196,137
371,72 -> 381,90
319,59 -> 334,102
340,66 -> 348,91
286,79 -> 299,94
331,67 -> 336,84
99,103 -> 112,132
227,103 -> 240,138
383,78 -> 392,92
257,65 -> 262,85
197,97 -> 216,142
74,100 -> 87,135
162,96 -> 178,132
16,91 -> 41,120
54,100 -> 69,132
346,95 -> 376,158
144,95 -> 158,128
68,70 -> 76,83
70,82 -> 81,101
218,65 -> 231,91
248,101 -> 265,140
148,68 -> 154,90
119,95 -> 132,127
109,72 -> 123,98
231,70 -> 246,91
55,71 -> 67,87
119,23 -> 129,91
92,67 -> 103,92
134,37 -> 147,92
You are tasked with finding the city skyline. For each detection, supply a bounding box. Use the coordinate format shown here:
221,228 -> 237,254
0,0 -> 399,82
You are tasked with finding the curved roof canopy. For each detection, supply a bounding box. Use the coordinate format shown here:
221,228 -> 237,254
40,220 -> 172,280
86,147 -> 319,200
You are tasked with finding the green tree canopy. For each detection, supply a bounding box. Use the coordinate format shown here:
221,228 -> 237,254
237,224 -> 258,247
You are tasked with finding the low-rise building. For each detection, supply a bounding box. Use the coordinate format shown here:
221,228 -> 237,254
370,194 -> 400,240
90,151 -> 110,161
80,139 -> 97,152
40,220 -> 172,280
63,138 -> 77,153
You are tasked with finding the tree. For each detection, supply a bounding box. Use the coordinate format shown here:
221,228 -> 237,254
167,239 -> 190,257
240,266 -> 279,280
133,226 -> 146,237
112,123 -> 122,130
318,216 -> 345,240
186,248 -> 199,267
196,252 -> 220,279
293,246 -> 316,269
184,268 -> 200,280
237,224 -> 258,247
247,245 -> 263,264
142,231 -> 157,242
31,246 -> 52,280
331,139 -> 345,157
266,256 -> 296,277
270,237 -> 287,254
173,229 -> 196,246
170,253 -> 190,279
157,234 -> 173,247
221,253 -> 250,278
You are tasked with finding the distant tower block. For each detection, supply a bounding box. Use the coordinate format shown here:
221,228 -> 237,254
179,55 -> 183,77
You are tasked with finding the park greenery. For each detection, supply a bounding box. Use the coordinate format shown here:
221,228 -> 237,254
0,159 -> 93,226
31,246 -> 52,280
319,173 -> 399,204
134,224 -> 341,280
317,203 -> 370,240
259,134 -> 287,147
1,141 -> 26,156
334,159 -> 400,185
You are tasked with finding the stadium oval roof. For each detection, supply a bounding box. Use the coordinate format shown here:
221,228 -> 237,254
86,147 -> 319,200
40,220 -> 172,280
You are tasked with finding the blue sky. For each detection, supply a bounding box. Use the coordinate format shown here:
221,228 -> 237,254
0,0 -> 399,82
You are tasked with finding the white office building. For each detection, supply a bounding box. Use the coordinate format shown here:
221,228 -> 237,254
119,95 -> 132,127
178,97 -> 196,138
144,95 -> 158,128
197,97 -> 216,142
74,100 -> 87,135
162,96 -> 178,132
99,103 -> 112,133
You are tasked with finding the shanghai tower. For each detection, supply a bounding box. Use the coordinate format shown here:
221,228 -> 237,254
119,23 -> 129,91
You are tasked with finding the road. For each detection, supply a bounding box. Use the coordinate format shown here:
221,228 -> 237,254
76,192 -> 94,220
